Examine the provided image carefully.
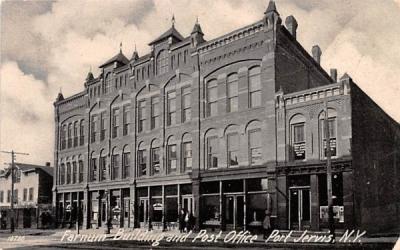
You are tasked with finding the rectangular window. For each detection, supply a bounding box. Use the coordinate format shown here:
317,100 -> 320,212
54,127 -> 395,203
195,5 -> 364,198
111,154 -> 120,180
249,67 -> 261,108
249,130 -> 262,165
167,92 -> 176,126
227,75 -> 238,112
123,152 -> 131,179
207,137 -> 218,169
91,115 -> 97,143
151,148 -> 161,175
66,163 -> 71,184
90,158 -> 98,181
100,156 -> 107,181
73,122 -> 78,147
79,120 -> 85,146
23,188 -> 27,201
78,160 -> 84,183
123,105 -> 131,136
167,145 -> 177,174
100,112 -> 106,141
292,123 -> 306,160
14,189 -> 18,203
112,108 -> 119,138
72,162 -> 77,184
138,100 -> 146,132
138,150 -> 147,176
28,188 -> 33,201
0,191 -> 3,203
7,190 -> 11,203
321,118 -> 337,157
151,96 -> 160,129
227,134 -> 239,167
207,80 -> 218,117
182,87 -> 191,122
183,142 -> 192,171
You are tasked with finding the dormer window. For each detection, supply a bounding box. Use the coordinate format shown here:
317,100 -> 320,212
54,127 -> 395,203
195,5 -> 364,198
156,50 -> 169,75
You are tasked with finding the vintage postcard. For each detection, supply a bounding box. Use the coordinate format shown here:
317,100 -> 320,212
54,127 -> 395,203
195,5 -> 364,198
0,0 -> 399,249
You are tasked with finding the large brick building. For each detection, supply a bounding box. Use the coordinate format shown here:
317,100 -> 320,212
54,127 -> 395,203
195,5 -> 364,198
53,1 -> 400,234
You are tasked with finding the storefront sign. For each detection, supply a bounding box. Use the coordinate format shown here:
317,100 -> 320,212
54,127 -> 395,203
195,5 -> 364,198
153,203 -> 163,211
320,205 -> 344,222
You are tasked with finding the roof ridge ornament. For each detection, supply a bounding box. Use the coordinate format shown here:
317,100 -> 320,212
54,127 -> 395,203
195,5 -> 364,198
172,14 -> 175,27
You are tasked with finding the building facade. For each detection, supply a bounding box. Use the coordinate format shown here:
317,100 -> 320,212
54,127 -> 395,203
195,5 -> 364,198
53,1 -> 400,233
0,163 -> 53,229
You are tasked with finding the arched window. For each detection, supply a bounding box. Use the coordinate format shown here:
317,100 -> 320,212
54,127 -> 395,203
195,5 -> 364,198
78,155 -> 84,183
137,142 -> 147,177
99,149 -> 107,181
59,162 -> 65,184
111,148 -> 120,180
167,136 -> 177,174
249,66 -> 261,108
151,139 -> 161,175
122,145 -> 131,179
247,120 -> 262,166
206,79 -> 218,117
225,125 -> 240,167
319,108 -> 337,158
227,73 -> 238,112
79,120 -> 85,146
290,114 -> 306,161
205,129 -> 219,169
72,156 -> 77,184
157,50 -> 169,75
90,152 -> 97,182
182,133 -> 192,172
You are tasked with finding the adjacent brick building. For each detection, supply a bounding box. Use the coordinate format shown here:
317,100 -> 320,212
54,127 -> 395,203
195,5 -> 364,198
0,163 -> 53,229
53,1 -> 400,234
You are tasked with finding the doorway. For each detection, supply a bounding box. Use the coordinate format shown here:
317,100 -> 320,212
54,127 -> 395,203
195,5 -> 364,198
225,195 -> 244,230
139,198 -> 149,228
289,187 -> 311,230
182,196 -> 194,214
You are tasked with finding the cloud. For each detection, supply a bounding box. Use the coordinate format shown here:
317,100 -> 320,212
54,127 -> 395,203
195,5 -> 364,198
0,62 -> 53,166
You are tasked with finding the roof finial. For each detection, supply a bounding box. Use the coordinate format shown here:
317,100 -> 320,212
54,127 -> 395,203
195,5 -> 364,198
134,43 -> 137,52
172,14 -> 175,27
196,16 -> 199,24
120,42 -> 122,53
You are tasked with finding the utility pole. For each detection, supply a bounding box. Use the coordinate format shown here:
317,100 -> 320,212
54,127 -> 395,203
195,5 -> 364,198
1,150 -> 29,233
323,101 -> 335,243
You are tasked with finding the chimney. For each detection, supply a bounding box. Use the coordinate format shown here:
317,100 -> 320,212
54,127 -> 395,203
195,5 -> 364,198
45,162 -> 51,167
330,69 -> 338,82
285,15 -> 298,39
312,45 -> 322,65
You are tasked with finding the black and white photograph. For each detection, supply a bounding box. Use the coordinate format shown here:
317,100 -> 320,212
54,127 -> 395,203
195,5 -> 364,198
0,0 -> 399,249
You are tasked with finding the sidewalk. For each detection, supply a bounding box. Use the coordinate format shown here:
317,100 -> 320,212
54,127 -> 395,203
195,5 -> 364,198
0,227 -> 398,249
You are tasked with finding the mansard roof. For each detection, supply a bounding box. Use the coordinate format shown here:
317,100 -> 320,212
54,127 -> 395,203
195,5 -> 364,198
99,51 -> 130,68
148,25 -> 185,45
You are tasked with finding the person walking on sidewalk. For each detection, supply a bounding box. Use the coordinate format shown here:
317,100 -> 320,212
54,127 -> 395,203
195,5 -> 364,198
179,209 -> 186,233
263,210 -> 272,239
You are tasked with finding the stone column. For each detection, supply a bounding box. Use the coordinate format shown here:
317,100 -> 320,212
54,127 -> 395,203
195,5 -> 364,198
192,179 -> 200,231
130,183 -> 137,228
342,171 -> 354,229
310,174 -> 319,230
219,180 -> 224,231
276,175 -> 287,229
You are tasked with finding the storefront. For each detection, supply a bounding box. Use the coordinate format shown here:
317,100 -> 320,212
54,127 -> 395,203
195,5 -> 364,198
200,178 -> 274,232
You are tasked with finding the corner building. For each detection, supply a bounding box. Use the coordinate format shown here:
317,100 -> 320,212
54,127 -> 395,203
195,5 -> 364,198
53,1 -> 400,234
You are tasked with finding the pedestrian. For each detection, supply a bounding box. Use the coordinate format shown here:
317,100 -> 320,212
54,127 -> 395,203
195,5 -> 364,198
178,209 -> 185,233
263,210 -> 271,239
184,211 -> 190,232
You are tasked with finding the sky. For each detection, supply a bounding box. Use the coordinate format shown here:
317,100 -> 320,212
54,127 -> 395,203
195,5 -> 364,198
0,0 -> 400,167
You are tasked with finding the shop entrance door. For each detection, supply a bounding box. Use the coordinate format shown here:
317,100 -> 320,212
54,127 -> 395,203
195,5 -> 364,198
225,195 -> 244,230
139,198 -> 149,228
123,199 -> 130,228
182,196 -> 194,214
100,200 -> 107,227
289,187 -> 311,230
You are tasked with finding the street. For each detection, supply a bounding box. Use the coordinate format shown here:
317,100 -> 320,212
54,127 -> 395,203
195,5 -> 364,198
0,229 -> 397,250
